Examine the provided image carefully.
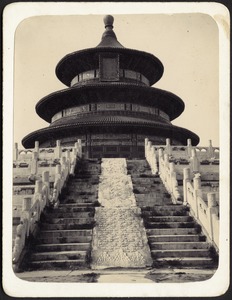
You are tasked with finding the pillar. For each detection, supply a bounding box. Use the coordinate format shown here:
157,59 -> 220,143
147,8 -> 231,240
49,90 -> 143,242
183,167 -> 190,205
207,192 -> 217,208
145,138 -> 149,147
66,149 -> 70,160
190,148 -> 199,173
193,174 -> 201,190
42,171 -> 49,183
13,143 -> 18,161
187,139 -> 192,157
169,162 -> 175,173
77,139 -> 82,157
207,140 -> 214,159
55,140 -> 61,159
166,138 -> 172,155
56,164 -> 61,175
31,151 -> 38,175
23,197 -> 32,211
193,174 -> 201,218
35,180 -> 42,194
207,192 -> 218,241
164,153 -> 169,167
158,148 -> 163,158
144,138 -> 149,159
34,141 -> 39,154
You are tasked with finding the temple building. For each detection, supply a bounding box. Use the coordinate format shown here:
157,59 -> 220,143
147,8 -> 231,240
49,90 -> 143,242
22,15 -> 199,158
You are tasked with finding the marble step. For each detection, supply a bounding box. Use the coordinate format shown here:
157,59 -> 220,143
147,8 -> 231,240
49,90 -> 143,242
153,257 -> 215,268
45,211 -> 95,219
142,205 -> 186,212
50,206 -> 95,213
35,242 -> 90,252
58,202 -> 95,207
31,250 -> 87,261
148,234 -> 206,243
41,222 -> 94,230
146,221 -> 196,228
37,229 -> 92,244
147,216 -> 193,222
150,241 -> 210,250
39,229 -> 92,238
28,259 -> 87,270
141,207 -> 188,217
147,228 -> 197,235
42,217 -> 94,225
151,249 -> 210,258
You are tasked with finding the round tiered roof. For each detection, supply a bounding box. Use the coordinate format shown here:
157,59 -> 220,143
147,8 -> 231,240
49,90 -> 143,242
22,119 -> 199,148
35,83 -> 185,123
22,15 -> 200,149
56,16 -> 164,86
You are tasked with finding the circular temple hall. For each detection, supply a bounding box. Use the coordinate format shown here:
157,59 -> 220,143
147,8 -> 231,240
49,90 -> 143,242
22,15 -> 199,158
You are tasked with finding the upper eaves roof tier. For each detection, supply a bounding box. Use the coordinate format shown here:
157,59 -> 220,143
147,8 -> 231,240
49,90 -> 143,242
55,15 -> 164,87
56,48 -> 164,87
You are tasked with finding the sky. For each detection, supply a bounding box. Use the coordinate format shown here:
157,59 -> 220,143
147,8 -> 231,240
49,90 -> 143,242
13,13 -> 219,147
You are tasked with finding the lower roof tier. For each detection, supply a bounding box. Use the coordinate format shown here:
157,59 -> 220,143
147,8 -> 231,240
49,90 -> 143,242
22,117 -> 199,148
51,110 -> 171,125
35,82 -> 185,123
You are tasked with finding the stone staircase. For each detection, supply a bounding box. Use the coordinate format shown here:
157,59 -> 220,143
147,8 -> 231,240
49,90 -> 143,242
127,159 -> 218,269
22,159 -> 101,270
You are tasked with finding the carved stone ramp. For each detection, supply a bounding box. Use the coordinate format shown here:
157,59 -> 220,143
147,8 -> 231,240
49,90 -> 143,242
91,158 -> 152,269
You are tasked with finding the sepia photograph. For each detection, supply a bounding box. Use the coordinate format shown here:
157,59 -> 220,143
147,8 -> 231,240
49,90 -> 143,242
2,1 -> 230,298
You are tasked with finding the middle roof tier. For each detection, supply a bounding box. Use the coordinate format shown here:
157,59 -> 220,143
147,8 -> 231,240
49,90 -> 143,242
36,82 -> 185,123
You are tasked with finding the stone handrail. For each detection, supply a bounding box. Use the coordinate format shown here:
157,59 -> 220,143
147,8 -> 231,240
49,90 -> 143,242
13,139 -> 82,165
145,138 -> 181,204
12,174 -> 49,265
12,140 -> 82,267
146,138 -> 219,160
145,139 -> 158,174
158,150 -> 182,204
183,168 -> 219,249
145,138 -> 220,247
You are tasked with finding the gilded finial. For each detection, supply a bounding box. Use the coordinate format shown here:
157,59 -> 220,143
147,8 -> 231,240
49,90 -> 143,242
103,15 -> 114,29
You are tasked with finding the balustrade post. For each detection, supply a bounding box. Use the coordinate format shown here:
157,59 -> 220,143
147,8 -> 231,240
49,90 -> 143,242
190,148 -> 200,173
169,162 -> 175,195
61,156 -> 66,168
164,153 -> 169,167
193,174 -> 202,218
166,138 -> 172,155
207,140 -> 214,159
187,139 -> 192,157
14,143 -> 18,161
145,138 -> 149,147
34,141 -> 39,154
55,164 -> 61,191
23,196 -> 32,211
56,164 -> 61,175
158,148 -> 163,158
42,171 -> 50,205
145,138 -> 149,160
31,151 -> 38,175
42,170 -> 49,183
151,145 -> 158,174
55,140 -> 61,159
22,196 -> 32,237
35,179 -> 42,194
183,168 -> 190,205
65,150 -> 71,171
207,192 -> 218,241
77,139 -> 82,157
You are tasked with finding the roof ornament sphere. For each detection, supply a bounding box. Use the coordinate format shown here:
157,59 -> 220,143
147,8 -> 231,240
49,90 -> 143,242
103,15 -> 114,29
